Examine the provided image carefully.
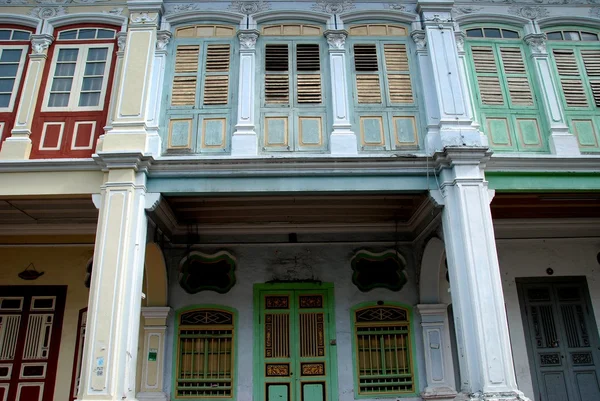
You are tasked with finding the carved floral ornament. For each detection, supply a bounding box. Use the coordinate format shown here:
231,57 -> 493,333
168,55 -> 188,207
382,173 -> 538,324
29,5 -> 66,18
325,30 -> 347,49
31,34 -> 53,55
229,0 -> 270,15
312,0 -> 355,14
524,33 -> 547,54
508,5 -> 549,19
238,30 -> 259,50
130,11 -> 158,24
410,30 -> 426,51
156,30 -> 172,51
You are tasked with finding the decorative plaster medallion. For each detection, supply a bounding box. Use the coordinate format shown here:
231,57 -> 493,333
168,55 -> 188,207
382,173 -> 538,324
524,33 -> 547,54
386,3 -> 405,11
156,30 -> 172,51
591,7 -> 600,18
165,3 -> 200,15
312,0 -> 355,14
103,7 -> 124,15
130,11 -> 158,24
508,5 -> 549,20
452,6 -> 483,15
325,30 -> 347,49
229,0 -> 270,15
238,30 -> 259,50
29,6 -> 66,19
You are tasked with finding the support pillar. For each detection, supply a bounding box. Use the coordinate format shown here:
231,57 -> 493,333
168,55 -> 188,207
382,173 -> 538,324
78,165 -> 160,401
100,0 -> 164,156
417,304 -> 457,401
137,307 -> 171,401
524,33 -> 580,156
0,34 -> 53,160
416,0 -> 486,151
324,30 -> 357,155
232,30 -> 259,156
431,148 -> 529,401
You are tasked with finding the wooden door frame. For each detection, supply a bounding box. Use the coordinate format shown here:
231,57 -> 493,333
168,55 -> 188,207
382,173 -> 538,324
0,285 -> 67,401
253,283 -> 338,401
516,276 -> 600,401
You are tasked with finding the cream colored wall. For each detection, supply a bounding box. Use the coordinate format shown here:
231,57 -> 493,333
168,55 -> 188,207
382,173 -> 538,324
0,244 -> 93,401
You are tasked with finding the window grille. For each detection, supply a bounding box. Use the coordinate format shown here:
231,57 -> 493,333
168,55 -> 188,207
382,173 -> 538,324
354,306 -> 414,395
176,309 -> 235,398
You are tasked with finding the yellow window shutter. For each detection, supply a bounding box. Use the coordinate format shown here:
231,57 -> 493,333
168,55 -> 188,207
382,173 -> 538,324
172,45 -> 199,106
581,49 -> 600,107
384,43 -> 413,103
354,44 -> 381,104
553,49 -> 588,107
471,46 -> 503,106
203,44 -> 230,105
265,44 -> 290,104
500,47 -> 533,106
296,43 -> 322,103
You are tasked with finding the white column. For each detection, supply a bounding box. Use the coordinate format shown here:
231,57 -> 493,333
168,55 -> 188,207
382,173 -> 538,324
78,164 -> 160,401
0,34 -> 53,160
324,30 -> 357,155
431,148 -> 530,401
145,29 -> 171,154
454,29 -> 479,130
137,307 -> 171,401
417,304 -> 457,401
416,0 -> 485,151
232,29 -> 259,156
524,33 -> 581,156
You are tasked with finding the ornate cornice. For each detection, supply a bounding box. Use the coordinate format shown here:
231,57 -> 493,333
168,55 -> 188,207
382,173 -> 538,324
156,30 -> 172,51
324,29 -> 347,50
238,29 -> 259,50
411,30 -> 427,52
524,33 -> 547,55
30,34 -> 54,56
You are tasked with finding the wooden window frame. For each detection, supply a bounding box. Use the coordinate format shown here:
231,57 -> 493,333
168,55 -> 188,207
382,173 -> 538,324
174,307 -> 237,400
42,42 -> 114,112
0,44 -> 28,113
350,303 -> 417,398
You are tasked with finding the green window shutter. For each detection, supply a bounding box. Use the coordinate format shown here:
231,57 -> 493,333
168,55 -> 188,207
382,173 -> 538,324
296,43 -> 322,104
500,46 -> 533,107
203,43 -> 230,105
265,43 -> 290,104
172,45 -> 199,106
552,48 -> 588,108
581,49 -> 600,107
471,45 -> 504,106
353,44 -> 381,104
383,43 -> 413,103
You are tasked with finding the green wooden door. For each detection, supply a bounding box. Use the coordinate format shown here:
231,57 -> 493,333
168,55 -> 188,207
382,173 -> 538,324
257,288 -> 335,401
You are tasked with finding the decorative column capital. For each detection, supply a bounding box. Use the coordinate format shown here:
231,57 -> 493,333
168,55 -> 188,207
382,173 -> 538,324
455,30 -> 466,54
524,33 -> 547,55
411,30 -> 427,53
324,29 -> 348,50
30,34 -> 53,58
156,30 -> 172,52
238,29 -> 260,51
117,31 -> 127,54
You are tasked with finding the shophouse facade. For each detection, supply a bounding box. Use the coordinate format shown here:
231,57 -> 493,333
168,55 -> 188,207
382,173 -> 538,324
0,1 -> 599,401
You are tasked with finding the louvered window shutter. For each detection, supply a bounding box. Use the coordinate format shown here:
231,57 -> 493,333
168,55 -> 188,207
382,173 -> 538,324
383,44 -> 413,103
500,47 -> 533,106
265,44 -> 290,104
172,45 -> 199,106
553,49 -> 588,108
354,44 -> 381,104
471,46 -> 504,106
296,44 -> 322,104
581,49 -> 600,107
203,43 -> 230,105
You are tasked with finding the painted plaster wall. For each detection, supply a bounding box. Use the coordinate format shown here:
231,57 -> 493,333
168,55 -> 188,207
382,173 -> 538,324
164,243 -> 426,401
0,245 -> 93,401
498,238 -> 600,401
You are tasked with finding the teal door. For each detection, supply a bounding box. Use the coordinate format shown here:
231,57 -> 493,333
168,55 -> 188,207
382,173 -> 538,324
256,286 -> 336,401
519,279 -> 600,401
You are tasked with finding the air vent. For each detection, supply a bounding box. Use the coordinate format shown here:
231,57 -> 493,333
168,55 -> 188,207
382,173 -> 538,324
471,46 -> 497,73
354,44 -> 378,71
387,75 -> 413,103
265,44 -> 289,71
172,76 -> 197,106
206,44 -> 230,72
477,76 -> 504,106
297,74 -> 322,103
384,44 -> 409,71
265,75 -> 289,104
553,49 -> 579,76
356,75 -> 381,103
500,47 -> 526,74
203,75 -> 229,105
296,44 -> 320,71
174,45 -> 199,73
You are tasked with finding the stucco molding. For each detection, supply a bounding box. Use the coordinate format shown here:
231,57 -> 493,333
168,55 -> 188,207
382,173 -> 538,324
229,0 -> 270,15
312,0 -> 355,14
340,9 -> 417,24
30,33 -> 53,56
141,306 -> 171,320
508,5 -> 549,20
42,12 -> 127,35
411,29 -> 427,52
524,33 -> 547,55
537,15 -> 600,28
156,30 -> 171,51
252,9 -> 332,24
0,13 -> 41,29
454,12 -> 531,29
238,29 -> 259,50
164,10 -> 245,25
324,29 -> 347,50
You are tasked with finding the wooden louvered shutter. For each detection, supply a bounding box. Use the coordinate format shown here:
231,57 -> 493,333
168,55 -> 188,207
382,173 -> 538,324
581,49 -> 600,107
471,46 -> 504,106
296,44 -> 322,104
354,44 -> 381,104
500,47 -> 533,106
384,44 -> 413,103
172,45 -> 199,106
203,43 -> 230,105
265,44 -> 289,104
553,49 -> 588,108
